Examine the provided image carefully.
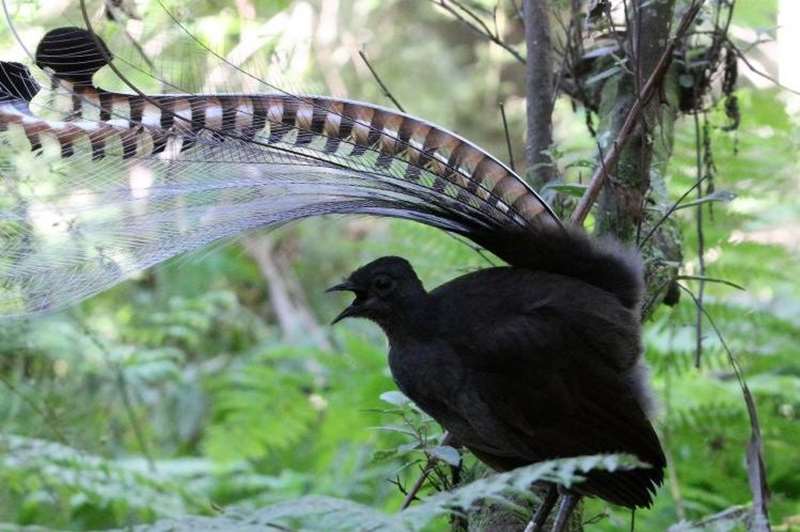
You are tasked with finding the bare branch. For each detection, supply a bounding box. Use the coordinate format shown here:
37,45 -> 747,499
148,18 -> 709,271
638,175 -> 709,247
431,0 -> 526,64
499,102 -> 516,171
450,0 -> 495,37
243,236 -> 331,350
727,39 -> 800,96
676,275 -> 745,291
358,49 -> 406,113
400,432 -> 455,510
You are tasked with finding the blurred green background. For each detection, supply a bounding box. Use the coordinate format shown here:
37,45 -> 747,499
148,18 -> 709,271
0,0 -> 798,530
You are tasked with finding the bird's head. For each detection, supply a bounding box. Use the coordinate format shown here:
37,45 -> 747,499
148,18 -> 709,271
327,256 -> 425,327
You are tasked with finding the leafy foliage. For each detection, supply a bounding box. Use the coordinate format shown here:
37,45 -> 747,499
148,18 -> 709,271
132,455 -> 645,532
0,0 -> 798,530
0,435 -> 191,526
203,346 -> 320,462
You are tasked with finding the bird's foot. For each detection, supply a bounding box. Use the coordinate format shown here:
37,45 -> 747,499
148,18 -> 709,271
551,492 -> 579,532
523,483 -> 559,532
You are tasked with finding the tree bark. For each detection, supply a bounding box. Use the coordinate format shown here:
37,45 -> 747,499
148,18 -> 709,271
243,235 -> 331,349
524,0 -> 556,188
594,0 -> 682,313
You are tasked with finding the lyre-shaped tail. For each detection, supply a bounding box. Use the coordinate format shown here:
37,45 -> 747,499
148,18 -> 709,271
0,27 -> 558,317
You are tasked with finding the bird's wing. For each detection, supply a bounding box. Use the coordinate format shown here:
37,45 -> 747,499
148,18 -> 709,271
444,308 -> 665,507
433,269 -> 643,373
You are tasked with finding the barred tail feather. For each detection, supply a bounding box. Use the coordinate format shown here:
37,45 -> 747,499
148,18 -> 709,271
0,26 -> 561,317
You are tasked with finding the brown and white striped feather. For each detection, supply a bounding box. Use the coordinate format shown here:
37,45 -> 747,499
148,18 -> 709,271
0,26 -> 558,317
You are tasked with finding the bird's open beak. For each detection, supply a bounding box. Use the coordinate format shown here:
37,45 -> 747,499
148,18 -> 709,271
330,303 -> 359,325
326,281 -> 356,294
326,281 -> 362,325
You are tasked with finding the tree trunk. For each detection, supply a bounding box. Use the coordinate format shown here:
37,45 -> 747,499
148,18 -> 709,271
594,0 -> 682,314
456,1 -> 684,530
524,0 -> 556,188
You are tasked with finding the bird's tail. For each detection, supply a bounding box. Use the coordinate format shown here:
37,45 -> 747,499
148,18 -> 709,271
0,25 -> 562,317
471,224 -> 645,311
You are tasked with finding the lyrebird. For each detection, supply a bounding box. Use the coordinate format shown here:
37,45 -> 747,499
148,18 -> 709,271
0,23 -> 664,530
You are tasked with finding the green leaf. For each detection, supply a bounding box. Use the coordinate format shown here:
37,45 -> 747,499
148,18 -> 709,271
429,446 -> 460,466
0,435 -> 192,516
132,454 -> 645,531
379,391 -> 411,407
540,183 -> 588,197
586,66 -> 623,86
129,496 -> 399,532
668,504 -> 752,531
674,190 -> 737,210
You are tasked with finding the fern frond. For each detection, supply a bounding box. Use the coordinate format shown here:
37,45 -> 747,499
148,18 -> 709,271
132,454 -> 646,531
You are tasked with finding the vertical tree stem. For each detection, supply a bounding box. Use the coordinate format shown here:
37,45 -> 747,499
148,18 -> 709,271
524,0 -> 555,187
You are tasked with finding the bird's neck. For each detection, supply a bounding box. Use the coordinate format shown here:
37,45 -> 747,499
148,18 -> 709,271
376,291 -> 434,345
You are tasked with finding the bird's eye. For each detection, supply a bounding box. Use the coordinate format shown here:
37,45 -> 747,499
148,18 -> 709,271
372,275 -> 395,293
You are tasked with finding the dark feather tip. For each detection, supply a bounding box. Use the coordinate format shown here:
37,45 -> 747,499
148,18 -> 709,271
0,62 -> 40,103
35,27 -> 112,84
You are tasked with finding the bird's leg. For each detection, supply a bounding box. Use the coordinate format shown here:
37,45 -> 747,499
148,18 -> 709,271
551,492 -> 580,532
523,483 -> 559,532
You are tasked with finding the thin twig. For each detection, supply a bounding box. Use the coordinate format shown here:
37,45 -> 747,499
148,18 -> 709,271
103,1 -> 163,90
265,523 -> 293,531
400,431 -> 454,510
401,462 -> 437,510
662,369 -> 687,521
727,38 -> 800,96
491,3 -> 500,39
499,102 -> 516,171
631,0 -> 643,95
693,110 -> 707,368
511,0 -> 524,22
628,0 -> 653,243
112,13 -> 159,83
641,274 -> 673,319
358,49 -> 406,113
76,318 -> 156,472
603,1 -> 634,77
431,0 -> 526,64
676,275 -> 745,291
558,0 -> 594,114
677,284 -> 770,529
638,175 -> 709,247
570,0 -> 583,58
551,14 -> 571,95
449,0 -> 495,40
445,232 -> 497,266
570,1 -> 704,226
